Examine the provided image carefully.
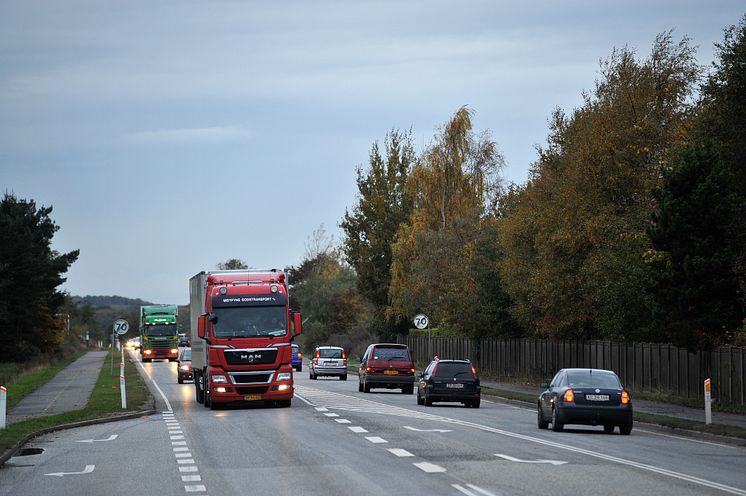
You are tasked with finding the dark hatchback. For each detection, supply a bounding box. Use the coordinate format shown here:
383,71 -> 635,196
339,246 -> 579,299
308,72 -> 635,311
417,359 -> 481,408
177,348 -> 192,384
538,368 -> 632,434
358,343 -> 415,394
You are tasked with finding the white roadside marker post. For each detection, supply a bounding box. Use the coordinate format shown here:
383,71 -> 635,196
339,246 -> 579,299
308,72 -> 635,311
0,385 -> 7,429
704,378 -> 712,425
120,357 -> 127,409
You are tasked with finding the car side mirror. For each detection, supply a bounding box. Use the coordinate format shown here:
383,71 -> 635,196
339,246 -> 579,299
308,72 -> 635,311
540,382 -> 549,389
415,372 -> 423,378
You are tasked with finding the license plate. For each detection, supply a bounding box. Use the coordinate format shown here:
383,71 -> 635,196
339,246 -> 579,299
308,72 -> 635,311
244,395 -> 262,401
446,383 -> 464,388
384,370 -> 398,375
325,361 -> 337,366
585,394 -> 609,401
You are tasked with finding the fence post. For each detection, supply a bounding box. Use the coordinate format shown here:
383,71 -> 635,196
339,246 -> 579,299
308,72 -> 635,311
0,386 -> 6,430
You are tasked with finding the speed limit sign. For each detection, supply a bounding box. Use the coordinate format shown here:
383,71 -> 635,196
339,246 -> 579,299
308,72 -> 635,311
113,319 -> 129,335
413,314 -> 429,329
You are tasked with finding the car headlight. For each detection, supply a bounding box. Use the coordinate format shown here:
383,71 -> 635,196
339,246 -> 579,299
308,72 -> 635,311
179,365 -> 190,371
276,372 -> 292,381
211,375 -> 228,383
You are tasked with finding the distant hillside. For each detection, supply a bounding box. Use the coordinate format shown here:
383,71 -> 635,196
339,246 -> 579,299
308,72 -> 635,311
74,295 -> 153,307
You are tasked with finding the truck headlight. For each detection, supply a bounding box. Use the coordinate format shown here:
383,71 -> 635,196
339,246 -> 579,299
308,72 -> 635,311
276,372 -> 292,382
211,375 -> 228,383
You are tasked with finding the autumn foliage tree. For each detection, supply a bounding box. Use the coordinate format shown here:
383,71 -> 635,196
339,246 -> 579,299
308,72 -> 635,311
497,33 -> 700,340
388,107 -> 509,335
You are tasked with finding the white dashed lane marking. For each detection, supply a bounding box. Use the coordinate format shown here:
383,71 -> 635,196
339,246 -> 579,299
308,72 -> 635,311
348,426 -> 368,433
365,436 -> 387,444
414,462 -> 446,473
387,448 -> 414,457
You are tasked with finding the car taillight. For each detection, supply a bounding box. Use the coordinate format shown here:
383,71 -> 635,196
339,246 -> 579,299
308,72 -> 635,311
315,350 -> 320,359
621,390 -> 630,404
563,389 -> 575,403
342,352 -> 346,359
471,366 -> 477,375
343,359 -> 347,366
298,352 -> 302,359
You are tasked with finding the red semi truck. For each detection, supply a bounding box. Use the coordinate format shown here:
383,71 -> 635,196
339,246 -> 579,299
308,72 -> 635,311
189,269 -> 302,409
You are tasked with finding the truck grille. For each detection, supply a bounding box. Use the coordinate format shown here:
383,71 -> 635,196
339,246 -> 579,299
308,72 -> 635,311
224,348 -> 277,365
231,373 -> 272,384
236,386 -> 269,395
149,339 -> 175,349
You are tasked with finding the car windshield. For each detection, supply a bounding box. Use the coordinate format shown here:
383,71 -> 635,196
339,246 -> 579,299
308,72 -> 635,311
144,324 -> 177,337
180,349 -> 191,361
318,348 -> 343,358
434,362 -> 473,378
213,306 -> 287,338
566,371 -> 621,388
372,347 -> 409,360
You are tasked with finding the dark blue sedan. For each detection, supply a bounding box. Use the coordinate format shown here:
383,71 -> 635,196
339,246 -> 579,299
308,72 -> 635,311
538,368 -> 633,435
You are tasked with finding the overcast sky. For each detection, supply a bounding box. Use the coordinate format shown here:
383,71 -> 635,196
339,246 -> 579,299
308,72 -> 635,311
1,1 -> 743,305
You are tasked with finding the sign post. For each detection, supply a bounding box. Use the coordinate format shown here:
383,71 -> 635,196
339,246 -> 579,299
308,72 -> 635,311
0,385 -> 7,430
704,378 -> 712,425
112,319 -> 129,408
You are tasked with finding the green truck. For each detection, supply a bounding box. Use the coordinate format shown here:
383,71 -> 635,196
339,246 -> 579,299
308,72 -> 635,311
139,305 -> 180,362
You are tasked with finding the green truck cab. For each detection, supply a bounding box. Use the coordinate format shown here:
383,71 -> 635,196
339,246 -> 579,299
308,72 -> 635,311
140,305 -> 180,362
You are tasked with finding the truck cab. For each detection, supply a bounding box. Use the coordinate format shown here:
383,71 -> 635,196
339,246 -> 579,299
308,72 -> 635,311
190,269 -> 302,409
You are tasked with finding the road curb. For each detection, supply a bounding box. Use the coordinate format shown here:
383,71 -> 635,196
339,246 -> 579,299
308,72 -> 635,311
481,391 -> 746,447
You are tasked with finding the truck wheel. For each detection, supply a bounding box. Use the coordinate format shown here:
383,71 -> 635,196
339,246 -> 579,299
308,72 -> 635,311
363,381 -> 371,393
358,381 -> 364,392
195,373 -> 204,404
203,386 -> 211,408
178,376 -> 183,384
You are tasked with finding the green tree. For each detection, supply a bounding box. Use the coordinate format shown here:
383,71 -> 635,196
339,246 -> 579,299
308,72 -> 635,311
0,193 -> 79,361
217,258 -> 249,270
647,17 -> 746,346
340,129 -> 414,316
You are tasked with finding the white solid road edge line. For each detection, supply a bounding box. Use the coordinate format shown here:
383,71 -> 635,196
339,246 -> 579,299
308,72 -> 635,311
133,355 -> 173,411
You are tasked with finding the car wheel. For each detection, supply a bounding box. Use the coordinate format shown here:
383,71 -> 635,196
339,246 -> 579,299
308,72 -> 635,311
340,375 -> 347,381
425,391 -> 433,406
358,380 -> 364,392
603,424 -> 615,434
471,399 -> 480,408
537,405 -> 549,429
363,381 -> 371,393
551,406 -> 563,432
619,423 -> 633,435
417,389 -> 424,405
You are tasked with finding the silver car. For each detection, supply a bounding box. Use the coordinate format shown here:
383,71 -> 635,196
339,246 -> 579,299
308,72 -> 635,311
309,346 -> 347,380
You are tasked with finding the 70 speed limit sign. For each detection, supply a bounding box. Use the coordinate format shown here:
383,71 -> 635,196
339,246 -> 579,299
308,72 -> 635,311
113,319 -> 129,335
413,314 -> 429,329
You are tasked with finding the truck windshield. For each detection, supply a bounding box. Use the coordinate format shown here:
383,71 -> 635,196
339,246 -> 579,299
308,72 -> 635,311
144,324 -> 177,337
213,306 -> 287,338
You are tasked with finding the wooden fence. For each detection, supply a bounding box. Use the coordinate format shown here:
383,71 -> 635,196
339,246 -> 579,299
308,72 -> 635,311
397,335 -> 746,405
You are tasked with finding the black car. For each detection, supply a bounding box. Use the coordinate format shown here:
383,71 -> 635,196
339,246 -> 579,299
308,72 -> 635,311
416,359 -> 481,408
538,368 -> 632,434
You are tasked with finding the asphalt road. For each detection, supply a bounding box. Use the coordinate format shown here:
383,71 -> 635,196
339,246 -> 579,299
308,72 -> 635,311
2,352 -> 745,496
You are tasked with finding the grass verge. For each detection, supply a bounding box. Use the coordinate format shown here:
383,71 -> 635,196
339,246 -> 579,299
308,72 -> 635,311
2,351 -> 86,410
0,350 -> 151,454
481,386 -> 746,440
